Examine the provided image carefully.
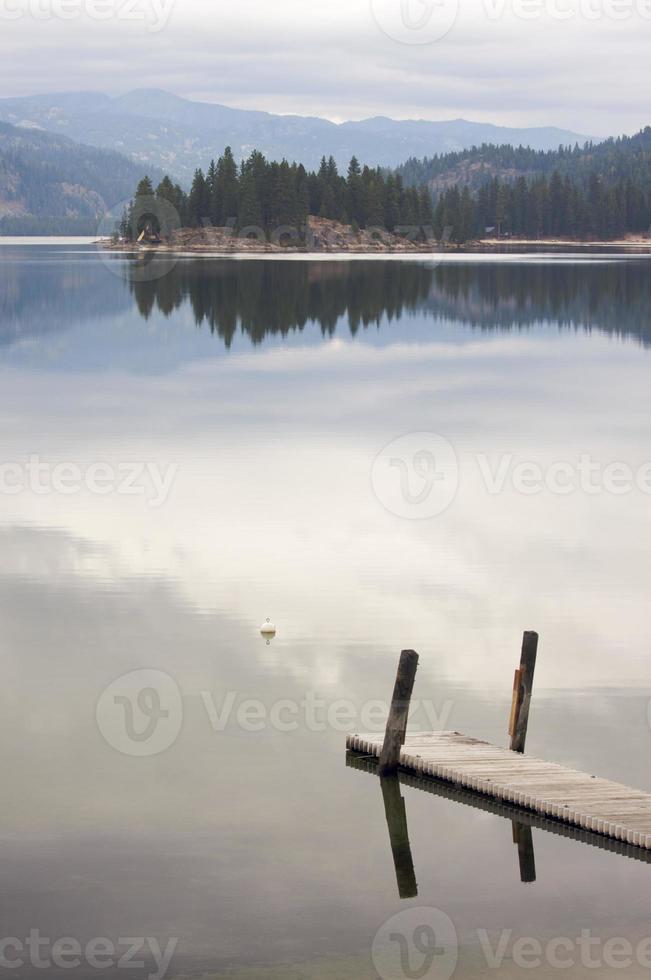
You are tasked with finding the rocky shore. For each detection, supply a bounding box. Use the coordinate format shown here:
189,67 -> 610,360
102,217 -> 651,255
102,216 -> 441,254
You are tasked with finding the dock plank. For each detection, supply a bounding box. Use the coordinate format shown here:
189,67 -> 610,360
346,731 -> 651,849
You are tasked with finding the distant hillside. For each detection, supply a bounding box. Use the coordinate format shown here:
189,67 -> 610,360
0,121 -> 163,235
397,128 -> 651,191
0,89 -> 591,181
416,128 -> 651,242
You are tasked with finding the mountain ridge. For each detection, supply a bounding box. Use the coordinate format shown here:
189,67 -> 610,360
0,89 -> 594,183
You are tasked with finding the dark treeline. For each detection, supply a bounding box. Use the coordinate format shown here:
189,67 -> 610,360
122,128 -> 651,243
0,214 -> 99,235
398,128 -> 651,188
398,143 -> 586,188
433,173 -> 651,242
403,127 -> 651,241
126,257 -> 651,350
122,148 -> 434,238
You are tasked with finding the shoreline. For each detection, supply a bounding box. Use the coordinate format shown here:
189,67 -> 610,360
4,234 -> 649,255
101,223 -> 651,256
474,237 -> 651,251
102,240 -> 651,256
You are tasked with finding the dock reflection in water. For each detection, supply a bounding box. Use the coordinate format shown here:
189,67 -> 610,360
348,750 -> 651,907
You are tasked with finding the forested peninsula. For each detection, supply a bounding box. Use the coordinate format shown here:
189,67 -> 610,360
108,130 -> 651,252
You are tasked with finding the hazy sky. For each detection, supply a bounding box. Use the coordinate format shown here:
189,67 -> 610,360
1,0 -> 650,135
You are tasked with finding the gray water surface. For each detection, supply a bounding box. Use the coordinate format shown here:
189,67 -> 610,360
1,246 -> 651,979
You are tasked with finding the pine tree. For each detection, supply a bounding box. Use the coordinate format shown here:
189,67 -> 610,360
319,183 -> 337,220
118,207 -> 130,240
270,160 -> 298,233
347,157 -> 364,227
237,167 -> 263,233
188,169 -> 209,227
384,175 -> 400,232
366,178 -> 386,229
418,187 -> 434,229
135,176 -> 154,199
294,163 -> 310,234
155,176 -> 184,238
458,187 -> 475,242
206,159 -> 218,224
216,147 -> 239,225
132,176 -> 158,236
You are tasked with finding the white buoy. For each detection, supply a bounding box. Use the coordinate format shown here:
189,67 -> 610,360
260,618 -> 277,637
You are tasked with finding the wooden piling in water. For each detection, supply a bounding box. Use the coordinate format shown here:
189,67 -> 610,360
378,650 -> 419,776
512,820 -> 537,883
509,631 -> 539,754
380,776 -> 418,899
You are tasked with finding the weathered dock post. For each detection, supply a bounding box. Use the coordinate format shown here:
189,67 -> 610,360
509,631 -> 539,754
378,650 -> 419,776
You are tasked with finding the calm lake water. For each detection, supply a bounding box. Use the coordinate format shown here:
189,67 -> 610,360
2,244 -> 651,979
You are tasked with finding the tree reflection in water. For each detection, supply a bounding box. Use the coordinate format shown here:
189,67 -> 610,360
128,258 -> 651,350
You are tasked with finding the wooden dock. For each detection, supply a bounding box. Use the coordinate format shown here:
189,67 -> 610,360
346,731 -> 651,850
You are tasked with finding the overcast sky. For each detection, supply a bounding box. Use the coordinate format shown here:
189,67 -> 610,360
1,0 -> 650,136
